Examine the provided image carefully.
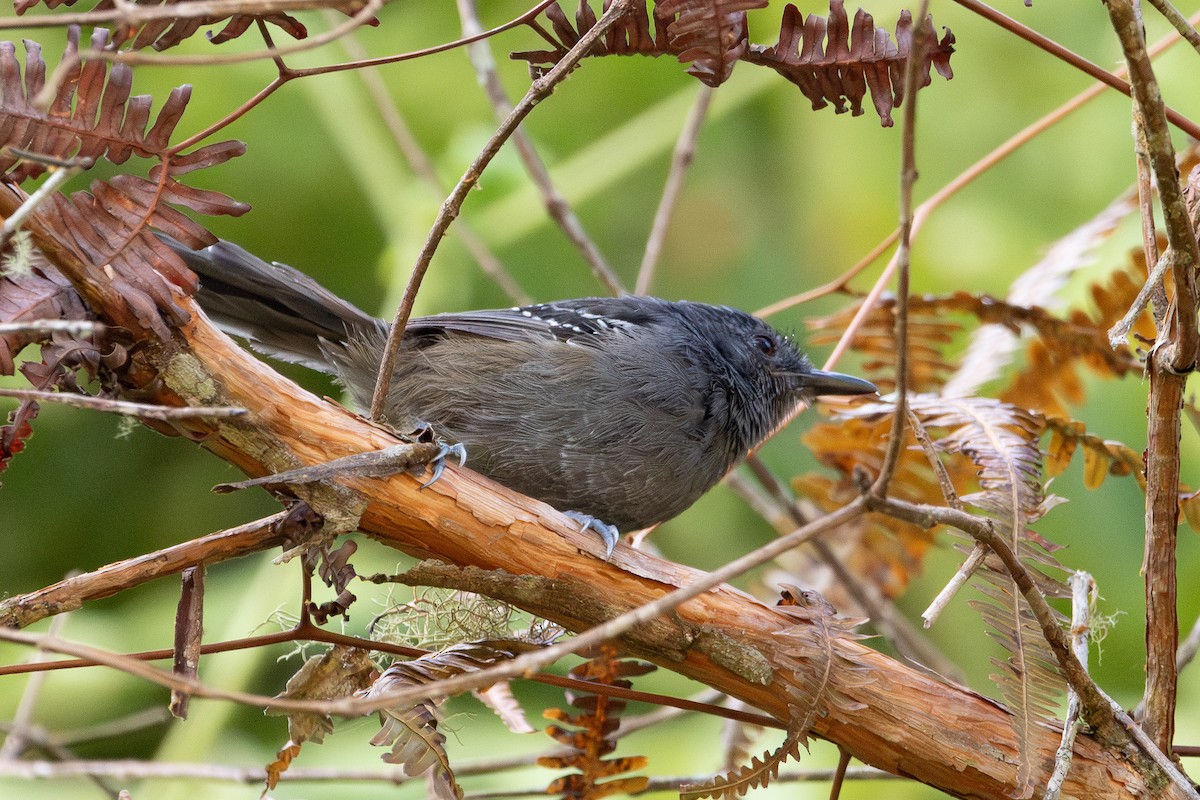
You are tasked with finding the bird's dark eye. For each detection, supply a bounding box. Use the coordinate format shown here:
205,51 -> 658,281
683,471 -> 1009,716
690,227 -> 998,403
752,333 -> 777,356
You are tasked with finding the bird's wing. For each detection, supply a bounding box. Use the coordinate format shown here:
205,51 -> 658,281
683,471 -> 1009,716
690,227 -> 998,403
407,298 -> 664,345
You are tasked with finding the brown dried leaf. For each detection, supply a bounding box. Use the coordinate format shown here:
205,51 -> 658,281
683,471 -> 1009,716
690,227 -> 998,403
307,538 -> 358,623
0,28 -> 249,339
512,0 -> 665,69
267,645 -> 378,745
0,256 -> 89,375
0,29 -> 244,185
0,396 -> 38,472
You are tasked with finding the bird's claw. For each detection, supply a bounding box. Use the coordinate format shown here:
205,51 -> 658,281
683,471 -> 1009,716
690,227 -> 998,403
419,442 -> 468,488
564,511 -> 620,559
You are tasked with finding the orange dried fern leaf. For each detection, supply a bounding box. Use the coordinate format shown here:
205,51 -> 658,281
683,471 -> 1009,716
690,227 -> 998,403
1044,415 -> 1145,491
796,411 -> 945,597
539,644 -> 652,798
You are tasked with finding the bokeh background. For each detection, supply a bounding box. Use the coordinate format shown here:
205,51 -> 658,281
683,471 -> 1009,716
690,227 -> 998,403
2,0 -> 1199,797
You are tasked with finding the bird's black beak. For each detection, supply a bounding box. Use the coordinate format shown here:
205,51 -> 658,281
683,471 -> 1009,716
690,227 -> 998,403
804,369 -> 878,397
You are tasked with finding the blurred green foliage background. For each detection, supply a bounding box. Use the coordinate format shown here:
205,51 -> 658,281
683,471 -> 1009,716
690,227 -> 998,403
2,0 -> 1200,797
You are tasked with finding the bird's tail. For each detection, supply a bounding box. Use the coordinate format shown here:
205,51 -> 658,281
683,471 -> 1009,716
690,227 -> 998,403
163,235 -> 384,373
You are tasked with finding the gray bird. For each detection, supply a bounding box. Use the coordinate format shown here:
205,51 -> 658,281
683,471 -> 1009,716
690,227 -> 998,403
168,237 -> 876,554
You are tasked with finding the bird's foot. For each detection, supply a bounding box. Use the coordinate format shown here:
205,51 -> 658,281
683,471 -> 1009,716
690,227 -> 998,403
418,441 -> 467,488
402,423 -> 468,488
563,511 -> 620,560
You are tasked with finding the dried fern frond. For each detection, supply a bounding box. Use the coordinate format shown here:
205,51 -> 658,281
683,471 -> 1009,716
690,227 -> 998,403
968,567 -> 1065,797
0,248 -> 88,375
363,641 -> 540,798
1002,258 -> 1153,417
513,0 -> 954,122
839,395 -> 1065,794
512,0 -> 670,69
656,0 -> 768,86
810,280 -> 1146,405
794,411 -> 943,598
772,586 -> 869,736
538,644 -> 652,797
746,0 -> 954,126
1044,415 -> 1145,491
807,293 -> 962,393
0,27 -> 248,338
0,29 -> 243,188
680,727 -> 805,799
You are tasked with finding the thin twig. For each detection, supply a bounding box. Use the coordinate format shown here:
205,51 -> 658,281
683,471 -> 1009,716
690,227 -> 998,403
369,0 -> 637,420
905,408 -> 960,509
921,544 -> 985,629
1109,248 -> 1175,346
1131,95 -> 1169,328
906,407 -> 982,628
869,0 -> 927,498
0,320 -> 101,336
1145,0 -> 1200,55
636,86 -> 714,295
0,514 -> 289,630
0,388 -> 246,420
457,0 -> 622,295
1045,571 -> 1095,800
1106,0 -> 1200,757
0,614 -> 68,760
